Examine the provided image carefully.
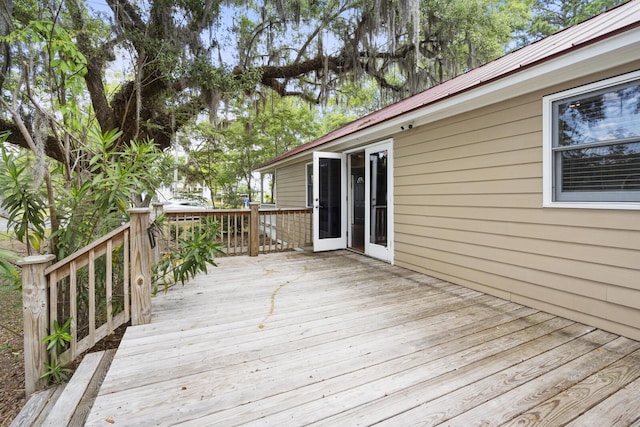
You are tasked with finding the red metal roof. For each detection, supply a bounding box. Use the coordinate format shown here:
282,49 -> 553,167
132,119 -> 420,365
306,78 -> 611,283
258,0 -> 640,170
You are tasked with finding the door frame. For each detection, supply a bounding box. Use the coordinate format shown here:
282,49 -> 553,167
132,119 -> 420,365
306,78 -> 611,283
312,151 -> 347,252
364,140 -> 394,263
347,151 -> 364,252
311,142 -> 394,262
344,139 -> 394,263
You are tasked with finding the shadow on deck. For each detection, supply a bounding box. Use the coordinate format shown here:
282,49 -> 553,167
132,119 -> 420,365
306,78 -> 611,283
86,250 -> 640,426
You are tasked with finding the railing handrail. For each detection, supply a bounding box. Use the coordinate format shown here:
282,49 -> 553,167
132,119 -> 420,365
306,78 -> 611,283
258,207 -> 311,213
164,208 -> 247,215
163,207 -> 312,214
45,222 -> 131,276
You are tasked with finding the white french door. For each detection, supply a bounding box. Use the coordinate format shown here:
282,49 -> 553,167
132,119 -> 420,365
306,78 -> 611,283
364,141 -> 393,262
313,152 -> 347,252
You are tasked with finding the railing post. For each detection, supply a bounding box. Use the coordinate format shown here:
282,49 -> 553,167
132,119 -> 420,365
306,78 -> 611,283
17,254 -> 56,396
249,202 -> 260,257
129,208 -> 152,325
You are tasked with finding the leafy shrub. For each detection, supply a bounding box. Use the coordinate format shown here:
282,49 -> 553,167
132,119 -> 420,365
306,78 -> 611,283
152,216 -> 224,294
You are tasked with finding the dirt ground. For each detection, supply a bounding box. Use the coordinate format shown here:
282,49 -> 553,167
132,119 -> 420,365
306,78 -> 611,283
0,237 -> 126,426
0,275 -> 26,426
0,238 -> 28,427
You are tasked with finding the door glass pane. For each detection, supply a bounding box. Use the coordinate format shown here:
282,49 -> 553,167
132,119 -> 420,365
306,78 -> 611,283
350,152 -> 365,252
306,163 -> 313,207
319,157 -> 342,239
369,150 -> 388,247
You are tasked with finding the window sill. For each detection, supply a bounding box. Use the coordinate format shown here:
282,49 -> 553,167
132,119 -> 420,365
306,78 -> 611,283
543,201 -> 640,210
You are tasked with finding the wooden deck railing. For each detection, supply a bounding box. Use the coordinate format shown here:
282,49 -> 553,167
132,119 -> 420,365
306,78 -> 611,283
257,208 -> 312,252
19,209 -> 152,395
45,224 -> 131,365
161,203 -> 312,256
19,204 -> 311,395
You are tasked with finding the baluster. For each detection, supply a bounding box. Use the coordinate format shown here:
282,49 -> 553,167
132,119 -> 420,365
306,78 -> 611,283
49,265 -> 58,360
269,210 -> 274,252
106,239 -> 113,335
227,214 -> 231,254
286,211 -> 291,250
69,262 -> 77,361
124,229 -> 130,322
234,213 -> 238,255
88,249 -> 96,348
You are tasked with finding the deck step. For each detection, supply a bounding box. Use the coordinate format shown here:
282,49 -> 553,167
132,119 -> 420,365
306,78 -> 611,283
11,349 -> 116,427
9,385 -> 64,427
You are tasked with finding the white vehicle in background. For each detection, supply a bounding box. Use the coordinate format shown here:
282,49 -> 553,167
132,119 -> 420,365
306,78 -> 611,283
162,200 -> 208,212
161,200 -> 208,222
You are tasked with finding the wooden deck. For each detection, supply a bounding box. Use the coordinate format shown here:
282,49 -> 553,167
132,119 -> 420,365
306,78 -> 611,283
86,250 -> 640,426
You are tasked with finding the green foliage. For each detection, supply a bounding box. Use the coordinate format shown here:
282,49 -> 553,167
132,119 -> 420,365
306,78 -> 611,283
180,91 -> 326,206
41,317 -> 74,384
4,16 -> 90,130
575,0 -> 626,24
0,148 -> 48,255
331,79 -> 383,119
189,60 -> 263,94
416,0 -> 530,81
0,249 -> 20,289
174,224 -> 224,284
43,317 -> 72,351
41,358 -> 74,384
152,216 -> 224,293
515,0 -> 625,45
53,128 -> 171,257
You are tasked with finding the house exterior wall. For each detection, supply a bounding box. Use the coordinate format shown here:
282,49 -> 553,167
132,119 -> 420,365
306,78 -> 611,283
272,159 -> 313,247
394,64 -> 640,340
274,159 -> 309,209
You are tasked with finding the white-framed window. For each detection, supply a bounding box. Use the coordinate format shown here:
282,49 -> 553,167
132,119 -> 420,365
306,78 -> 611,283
305,162 -> 313,208
543,70 -> 640,209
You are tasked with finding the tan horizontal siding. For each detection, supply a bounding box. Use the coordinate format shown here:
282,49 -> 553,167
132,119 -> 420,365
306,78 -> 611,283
395,230 -> 637,290
395,220 -> 639,272
395,193 -> 542,209
395,121 -> 541,167
393,67 -> 640,339
394,244 -> 606,307
395,177 -> 541,196
395,132 -> 541,171
395,214 -> 640,251
396,147 -> 541,177
275,160 -> 308,208
395,99 -> 541,157
398,205 -> 640,231
512,294 -> 640,343
394,245 -> 640,341
395,163 -> 541,186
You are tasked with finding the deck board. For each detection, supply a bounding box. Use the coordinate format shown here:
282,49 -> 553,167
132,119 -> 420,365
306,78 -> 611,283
504,349 -> 640,427
86,250 -> 640,426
